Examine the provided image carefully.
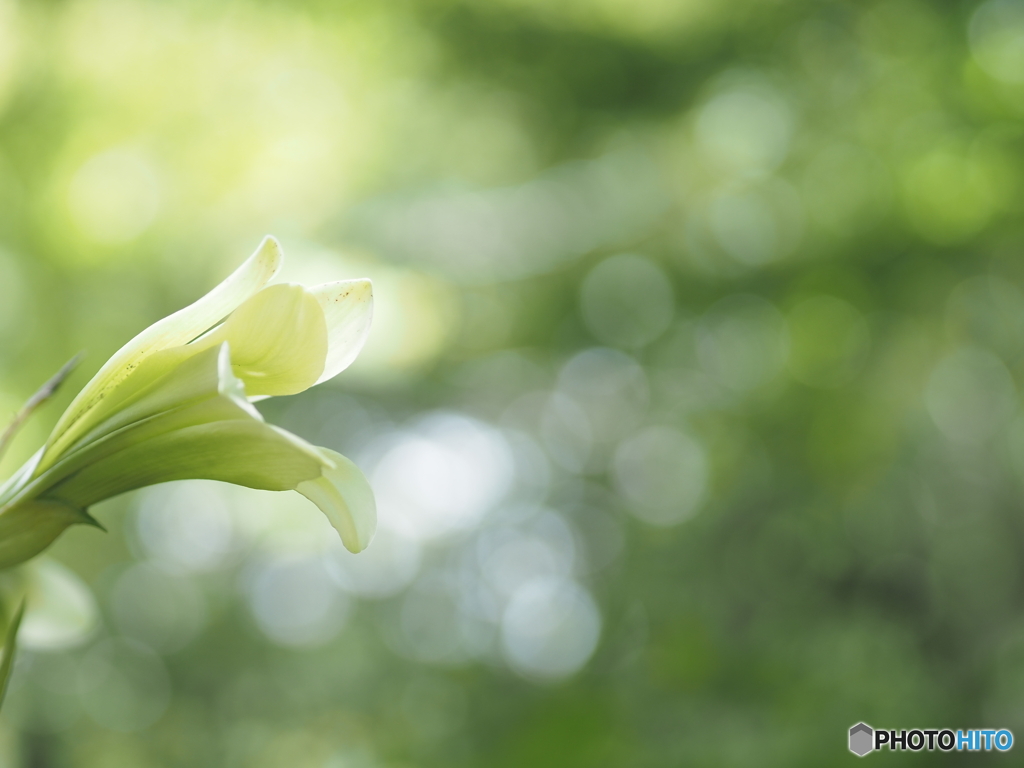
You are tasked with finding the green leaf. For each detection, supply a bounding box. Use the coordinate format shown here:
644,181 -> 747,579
0,354 -> 82,466
0,599 -> 24,710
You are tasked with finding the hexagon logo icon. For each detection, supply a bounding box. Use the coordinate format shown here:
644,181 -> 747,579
849,723 -> 874,757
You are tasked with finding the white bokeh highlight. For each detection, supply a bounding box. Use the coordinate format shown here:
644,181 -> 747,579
612,427 -> 708,526
696,85 -> 793,176
245,556 -> 350,648
371,413 -> 515,542
500,577 -> 601,680
135,481 -> 237,572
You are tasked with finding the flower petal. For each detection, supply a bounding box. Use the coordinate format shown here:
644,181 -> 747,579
309,279 -> 373,385
44,420 -> 329,508
297,447 -> 376,553
19,344 -> 268,506
14,341 -> 330,514
0,448 -> 42,507
46,237 -> 282,462
41,342 -> 253,468
203,283 -> 328,397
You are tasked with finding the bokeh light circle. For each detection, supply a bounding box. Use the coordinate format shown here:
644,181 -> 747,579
77,639 -> 171,733
612,426 -> 708,526
925,346 -> 1017,443
579,253 -> 674,348
110,563 -> 206,654
697,295 -> 789,392
696,86 -> 793,176
67,147 -> 161,245
246,556 -> 350,648
501,577 -> 601,680
970,0 -> 1024,83
372,413 -> 515,542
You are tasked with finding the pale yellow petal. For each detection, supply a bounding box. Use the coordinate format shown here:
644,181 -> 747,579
44,420 -> 329,508
309,279 -> 373,385
203,283 -> 328,397
297,448 -> 376,553
18,344 -> 264,507
52,343 -> 259,460
45,236 -> 282,463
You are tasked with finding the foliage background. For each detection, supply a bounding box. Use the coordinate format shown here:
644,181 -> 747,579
1,0 -> 1023,765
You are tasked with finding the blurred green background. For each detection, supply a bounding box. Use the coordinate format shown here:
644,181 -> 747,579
3,0 -> 1024,765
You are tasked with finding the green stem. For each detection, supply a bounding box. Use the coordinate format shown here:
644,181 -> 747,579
0,355 -> 83,467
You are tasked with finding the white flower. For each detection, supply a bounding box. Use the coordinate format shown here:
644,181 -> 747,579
0,236 -> 376,569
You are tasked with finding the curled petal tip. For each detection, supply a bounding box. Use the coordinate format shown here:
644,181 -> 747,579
256,234 -> 282,257
297,448 -> 376,553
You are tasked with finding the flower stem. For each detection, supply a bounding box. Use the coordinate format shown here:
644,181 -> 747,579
0,354 -> 83,466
